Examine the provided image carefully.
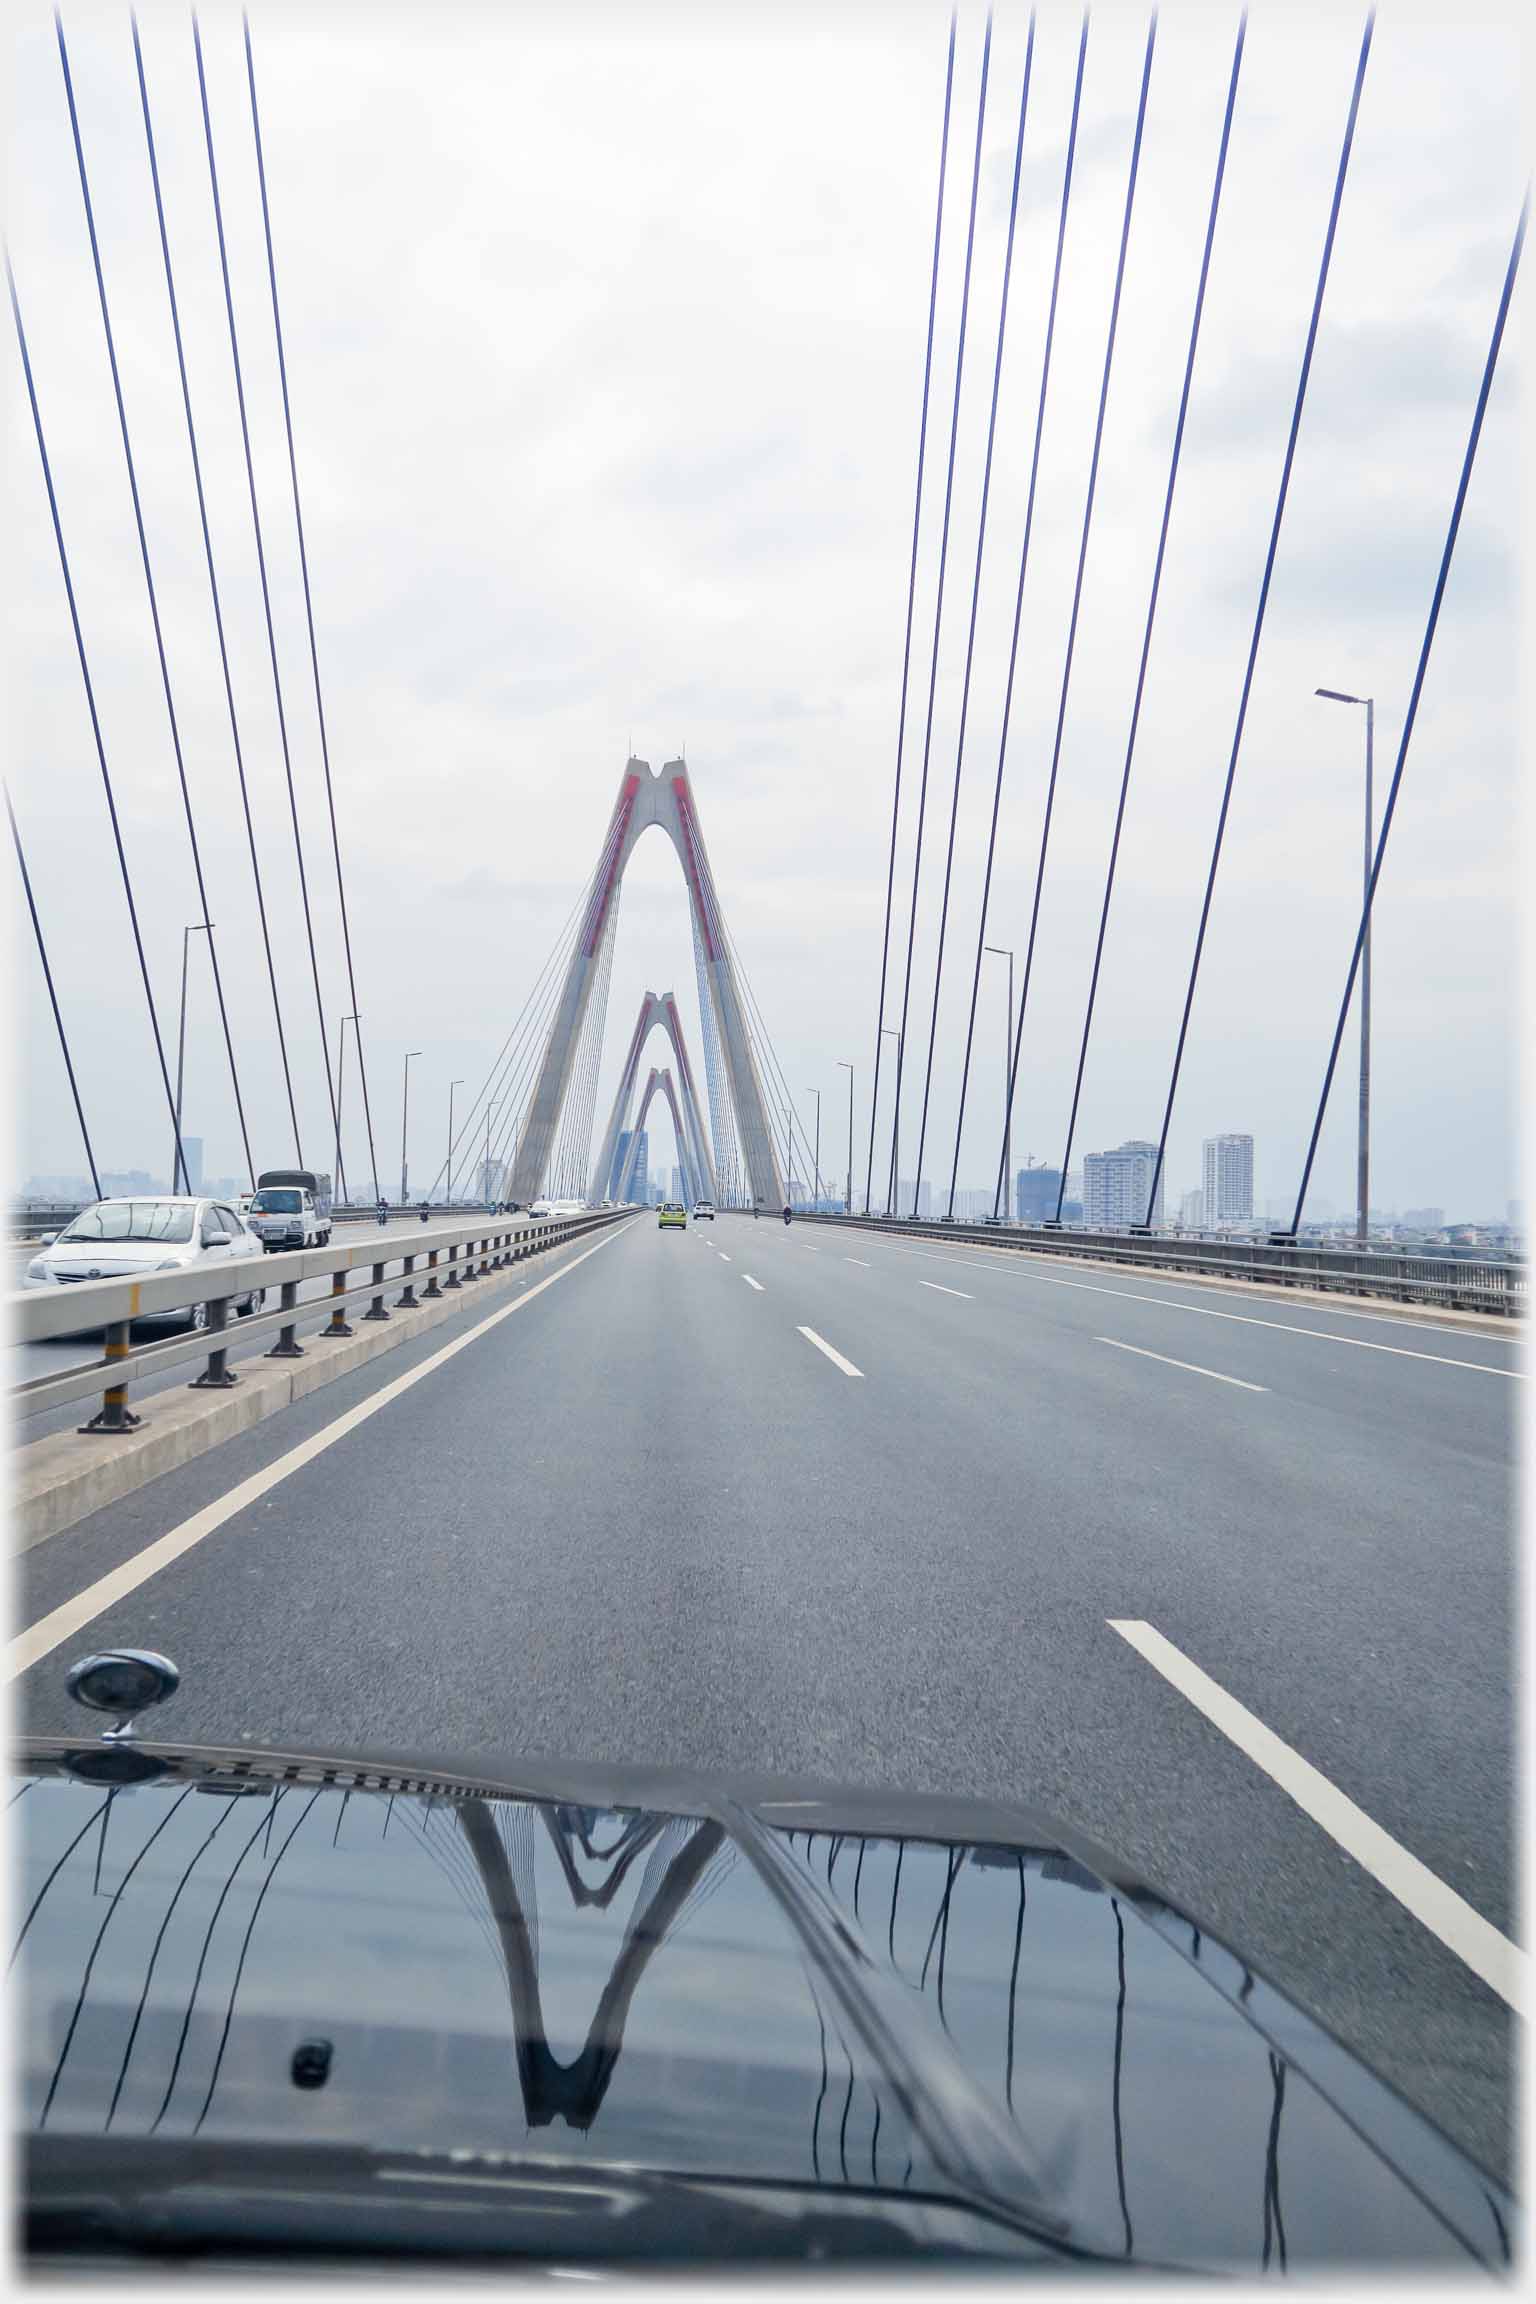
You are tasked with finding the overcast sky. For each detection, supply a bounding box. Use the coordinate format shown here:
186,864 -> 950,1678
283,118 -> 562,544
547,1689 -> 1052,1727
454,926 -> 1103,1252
4,1 -> 1524,1219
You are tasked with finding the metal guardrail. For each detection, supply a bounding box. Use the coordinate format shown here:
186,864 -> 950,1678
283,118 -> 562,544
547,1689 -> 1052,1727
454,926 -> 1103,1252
778,1212 -> 1526,1318
10,1208 -> 630,1432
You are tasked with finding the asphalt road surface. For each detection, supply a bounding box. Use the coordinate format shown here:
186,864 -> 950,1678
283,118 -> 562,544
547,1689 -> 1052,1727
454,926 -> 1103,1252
11,1211 -> 1521,2185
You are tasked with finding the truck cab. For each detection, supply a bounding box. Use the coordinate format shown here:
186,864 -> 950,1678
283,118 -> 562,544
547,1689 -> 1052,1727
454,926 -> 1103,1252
249,1169 -> 332,1251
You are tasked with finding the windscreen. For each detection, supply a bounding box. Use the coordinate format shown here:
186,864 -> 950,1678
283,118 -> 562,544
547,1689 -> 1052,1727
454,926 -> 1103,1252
251,1190 -> 302,1213
59,1202 -> 195,1245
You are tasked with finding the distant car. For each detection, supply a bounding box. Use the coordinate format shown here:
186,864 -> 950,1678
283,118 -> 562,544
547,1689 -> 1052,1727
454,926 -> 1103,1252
658,1203 -> 687,1230
692,1201 -> 715,1221
22,1196 -> 265,1328
528,1198 -> 554,1219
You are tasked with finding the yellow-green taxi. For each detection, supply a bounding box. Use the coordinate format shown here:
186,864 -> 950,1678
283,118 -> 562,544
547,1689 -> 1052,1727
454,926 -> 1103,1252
658,1202 -> 687,1230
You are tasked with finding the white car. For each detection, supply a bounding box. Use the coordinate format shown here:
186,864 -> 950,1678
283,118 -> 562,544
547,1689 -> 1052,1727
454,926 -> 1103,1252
692,1201 -> 715,1221
528,1198 -> 554,1219
23,1196 -> 266,1329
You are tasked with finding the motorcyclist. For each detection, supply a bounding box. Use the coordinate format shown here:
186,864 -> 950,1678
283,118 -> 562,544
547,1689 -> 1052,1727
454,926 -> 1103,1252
376,1195 -> 388,1228
419,1199 -> 430,1223
782,1203 -> 792,1226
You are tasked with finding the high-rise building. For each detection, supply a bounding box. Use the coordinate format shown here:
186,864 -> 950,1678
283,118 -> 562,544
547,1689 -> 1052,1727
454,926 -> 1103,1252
1178,1186 -> 1204,1230
623,1127 -> 649,1202
1015,1166 -> 1062,1224
669,1164 -> 685,1204
179,1136 -> 203,1193
895,1179 -> 933,1218
1402,1206 -> 1444,1233
1082,1141 -> 1163,1229
1201,1133 -> 1253,1227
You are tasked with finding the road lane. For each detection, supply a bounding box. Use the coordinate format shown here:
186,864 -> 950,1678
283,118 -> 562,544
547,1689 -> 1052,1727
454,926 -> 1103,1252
11,1211 -> 1518,2179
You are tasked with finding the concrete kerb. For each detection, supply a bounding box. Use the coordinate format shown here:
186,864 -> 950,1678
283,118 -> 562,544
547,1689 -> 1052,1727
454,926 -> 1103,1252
12,1222 -> 599,1554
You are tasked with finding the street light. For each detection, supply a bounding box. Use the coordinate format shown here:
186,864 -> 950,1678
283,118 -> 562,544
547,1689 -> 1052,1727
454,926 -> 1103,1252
334,1011 -> 358,1207
984,945 -> 1014,1221
836,1060 -> 854,1214
1316,687 -> 1374,1243
879,1025 -> 902,1216
805,1088 -> 821,1211
446,1078 -> 465,1210
400,1051 -> 422,1206
172,920 -> 214,1192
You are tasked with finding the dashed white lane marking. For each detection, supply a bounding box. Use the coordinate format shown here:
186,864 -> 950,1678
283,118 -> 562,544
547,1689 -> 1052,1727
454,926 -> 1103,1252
7,1220 -> 638,1680
1108,1619 -> 1528,2014
919,1281 -> 973,1300
743,1275 -> 764,1292
805,1245 -> 821,1253
1096,1336 -> 1268,1393
797,1326 -> 864,1379
718,1252 -> 731,1262
873,1241 -> 1517,1377
844,1257 -> 871,1268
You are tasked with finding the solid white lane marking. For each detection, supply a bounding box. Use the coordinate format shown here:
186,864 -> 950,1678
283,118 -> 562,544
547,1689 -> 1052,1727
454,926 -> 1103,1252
1108,1619 -> 1528,2013
798,1326 -> 864,1379
743,1275 -> 765,1292
1096,1336 -> 1268,1393
919,1281 -> 973,1300
844,1257 -> 871,1268
873,1242 -> 1518,1376
8,1220 -> 638,1681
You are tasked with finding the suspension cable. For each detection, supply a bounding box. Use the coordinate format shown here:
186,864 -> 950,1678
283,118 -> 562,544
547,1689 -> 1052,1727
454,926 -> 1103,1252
866,12 -> 956,1215
193,13 -> 342,1180
9,262 -> 188,1197
1290,195 -> 1524,1234
132,14 -> 304,1167
1145,14 -> 1373,1229
57,14 -> 255,1191
1054,17 -> 1244,1221
7,782 -> 101,1199
989,16 -> 1156,1223
945,14 -> 1087,1219
888,17 -> 992,1216
913,16 -> 1034,1213
243,13 -> 379,1202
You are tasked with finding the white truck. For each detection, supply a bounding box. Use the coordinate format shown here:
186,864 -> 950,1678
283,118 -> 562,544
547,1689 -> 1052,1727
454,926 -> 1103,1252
248,1169 -> 333,1251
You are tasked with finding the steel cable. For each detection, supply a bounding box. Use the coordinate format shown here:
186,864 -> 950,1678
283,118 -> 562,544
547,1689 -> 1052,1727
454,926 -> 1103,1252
133,13 -> 304,1167
1289,195 -> 1525,1233
913,17 -> 1035,1211
945,15 -> 1087,1219
57,12 -> 255,1189
8,263 -> 190,1199
244,14 -> 380,1201
193,14 -> 343,1183
1053,16 -> 1245,1220
866,12 -> 957,1214
1143,14 -> 1374,1228
991,14 -> 1157,1222
889,18 -> 993,1214
7,782 -> 101,1198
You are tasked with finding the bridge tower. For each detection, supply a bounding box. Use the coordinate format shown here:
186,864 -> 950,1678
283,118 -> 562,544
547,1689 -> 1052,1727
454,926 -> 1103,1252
591,991 -> 716,1205
509,758 -> 783,1207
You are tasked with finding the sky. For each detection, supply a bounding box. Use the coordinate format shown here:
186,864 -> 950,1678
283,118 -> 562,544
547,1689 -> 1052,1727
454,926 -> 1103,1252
3,0 -> 1526,1221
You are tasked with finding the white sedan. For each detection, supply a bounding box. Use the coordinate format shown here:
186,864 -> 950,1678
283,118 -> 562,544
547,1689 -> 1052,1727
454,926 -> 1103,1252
23,1196 -> 267,1329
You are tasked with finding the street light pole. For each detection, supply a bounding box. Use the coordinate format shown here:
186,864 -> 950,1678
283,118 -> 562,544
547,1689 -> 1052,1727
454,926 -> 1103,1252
985,945 -> 1014,1221
836,1060 -> 854,1213
880,1026 -> 901,1216
805,1088 -> 821,1209
446,1079 -> 464,1208
1316,688 -> 1374,1242
173,920 -> 214,1192
401,1050 -> 421,1205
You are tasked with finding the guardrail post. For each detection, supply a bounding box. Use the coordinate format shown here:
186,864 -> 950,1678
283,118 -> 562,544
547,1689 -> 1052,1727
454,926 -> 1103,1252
322,1264 -> 354,1338
478,1235 -> 491,1277
190,1293 -> 239,1389
423,1247 -> 442,1299
461,1236 -> 478,1285
445,1243 -> 462,1291
78,1318 -> 142,1434
363,1261 -> 390,1321
265,1278 -> 304,1359
396,1254 -> 418,1309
